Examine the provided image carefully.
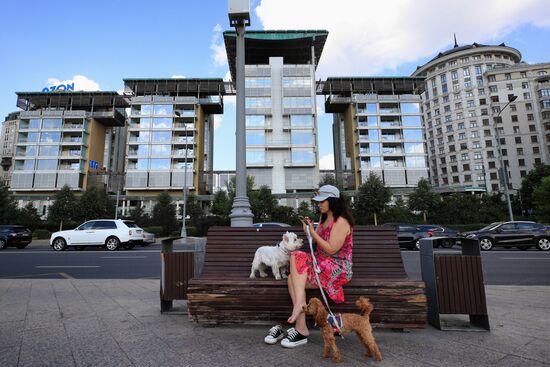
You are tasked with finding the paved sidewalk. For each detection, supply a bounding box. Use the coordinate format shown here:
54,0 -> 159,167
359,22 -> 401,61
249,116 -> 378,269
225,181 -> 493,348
0,280 -> 548,367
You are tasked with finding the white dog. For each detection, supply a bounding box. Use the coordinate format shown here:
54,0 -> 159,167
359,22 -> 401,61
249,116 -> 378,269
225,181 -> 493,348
250,231 -> 304,280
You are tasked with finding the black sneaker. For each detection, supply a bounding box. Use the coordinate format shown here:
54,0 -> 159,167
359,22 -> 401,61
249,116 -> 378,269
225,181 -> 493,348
264,325 -> 284,345
281,328 -> 308,348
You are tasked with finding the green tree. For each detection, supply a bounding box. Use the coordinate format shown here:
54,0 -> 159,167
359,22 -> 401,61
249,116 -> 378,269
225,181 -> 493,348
382,196 -> 411,223
271,205 -> 299,225
319,174 -> 344,191
184,194 -> 204,221
355,172 -> 391,225
76,186 -> 115,222
408,178 -> 439,223
210,190 -> 230,218
128,206 -> 150,228
0,181 -> 18,224
519,163 -> 550,213
151,192 -> 178,236
479,193 -> 507,223
17,202 -> 42,231
533,176 -> 550,223
297,201 -> 316,221
251,185 -> 277,222
47,185 -> 78,230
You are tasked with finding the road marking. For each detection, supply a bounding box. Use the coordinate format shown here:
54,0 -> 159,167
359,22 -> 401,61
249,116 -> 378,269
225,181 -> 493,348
499,257 -> 550,260
59,272 -> 75,279
100,256 -> 147,259
35,266 -> 100,268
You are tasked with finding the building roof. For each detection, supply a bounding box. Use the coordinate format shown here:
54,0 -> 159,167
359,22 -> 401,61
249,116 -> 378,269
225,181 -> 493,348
123,78 -> 229,96
322,77 -> 426,95
15,91 -> 129,111
413,42 -> 522,76
223,30 -> 328,81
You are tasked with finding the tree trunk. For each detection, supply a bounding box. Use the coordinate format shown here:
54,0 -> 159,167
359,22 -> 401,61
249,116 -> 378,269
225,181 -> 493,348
423,211 -> 427,224
374,212 -> 378,226
59,219 -> 63,231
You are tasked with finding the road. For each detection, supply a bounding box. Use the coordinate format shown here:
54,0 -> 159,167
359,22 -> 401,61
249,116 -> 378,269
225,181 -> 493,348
1,240 -> 549,284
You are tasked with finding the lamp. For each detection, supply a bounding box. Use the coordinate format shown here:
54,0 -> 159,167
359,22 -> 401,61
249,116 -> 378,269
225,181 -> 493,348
494,94 -> 517,221
174,111 -> 188,237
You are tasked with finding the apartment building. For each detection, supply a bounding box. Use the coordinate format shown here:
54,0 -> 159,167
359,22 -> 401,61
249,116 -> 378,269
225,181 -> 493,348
323,77 -> 428,190
223,30 -> 328,197
1,112 -> 19,186
484,63 -> 550,191
412,42 -> 522,193
121,78 -> 225,215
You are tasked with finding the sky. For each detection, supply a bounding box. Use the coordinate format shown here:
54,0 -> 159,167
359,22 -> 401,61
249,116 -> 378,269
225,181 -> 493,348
1,0 -> 550,171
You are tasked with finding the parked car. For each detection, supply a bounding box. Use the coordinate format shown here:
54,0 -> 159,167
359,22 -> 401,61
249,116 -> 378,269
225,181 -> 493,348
142,231 -> 156,246
381,223 -> 429,250
463,221 -> 550,251
49,219 -> 144,251
252,222 -> 291,228
0,225 -> 32,249
417,224 -> 461,248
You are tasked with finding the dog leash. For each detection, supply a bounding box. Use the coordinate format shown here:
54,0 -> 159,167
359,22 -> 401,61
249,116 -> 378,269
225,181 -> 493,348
305,224 -> 344,338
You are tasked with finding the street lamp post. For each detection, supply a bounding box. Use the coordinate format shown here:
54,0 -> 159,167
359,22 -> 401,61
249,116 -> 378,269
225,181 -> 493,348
228,0 -> 254,227
174,111 -> 188,238
493,94 -> 517,221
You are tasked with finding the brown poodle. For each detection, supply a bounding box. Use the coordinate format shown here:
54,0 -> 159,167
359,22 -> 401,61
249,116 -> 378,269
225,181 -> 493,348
303,297 -> 382,363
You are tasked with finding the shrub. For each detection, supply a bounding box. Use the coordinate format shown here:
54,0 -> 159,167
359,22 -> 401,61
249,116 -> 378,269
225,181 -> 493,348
143,226 -> 163,236
33,229 -> 51,239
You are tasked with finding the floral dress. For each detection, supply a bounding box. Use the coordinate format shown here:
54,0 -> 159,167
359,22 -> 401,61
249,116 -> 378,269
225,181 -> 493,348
294,220 -> 353,303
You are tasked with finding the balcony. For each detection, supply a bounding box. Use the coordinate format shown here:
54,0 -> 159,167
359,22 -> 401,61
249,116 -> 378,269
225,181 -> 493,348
248,160 -> 273,167
283,159 -> 315,167
90,109 -> 126,127
265,139 -> 291,149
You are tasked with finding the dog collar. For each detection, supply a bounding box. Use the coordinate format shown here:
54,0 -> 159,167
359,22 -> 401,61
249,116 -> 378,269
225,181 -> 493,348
277,242 -> 290,255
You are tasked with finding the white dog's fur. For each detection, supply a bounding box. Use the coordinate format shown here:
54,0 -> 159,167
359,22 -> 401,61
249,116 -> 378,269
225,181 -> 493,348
249,231 -> 303,280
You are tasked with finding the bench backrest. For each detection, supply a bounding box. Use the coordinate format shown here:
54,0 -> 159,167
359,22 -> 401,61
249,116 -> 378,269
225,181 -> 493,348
202,225 -> 407,279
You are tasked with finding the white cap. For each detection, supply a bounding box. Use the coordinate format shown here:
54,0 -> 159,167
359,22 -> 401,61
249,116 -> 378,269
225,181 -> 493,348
312,185 -> 340,202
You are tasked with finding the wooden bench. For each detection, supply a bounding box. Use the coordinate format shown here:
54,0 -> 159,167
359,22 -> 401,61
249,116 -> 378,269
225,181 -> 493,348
187,226 -> 427,329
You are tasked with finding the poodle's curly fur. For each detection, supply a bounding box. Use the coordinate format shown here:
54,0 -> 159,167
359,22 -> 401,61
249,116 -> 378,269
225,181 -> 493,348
303,297 -> 382,363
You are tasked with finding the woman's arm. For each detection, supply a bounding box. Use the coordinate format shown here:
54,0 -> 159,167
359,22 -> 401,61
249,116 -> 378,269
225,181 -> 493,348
309,218 -> 350,255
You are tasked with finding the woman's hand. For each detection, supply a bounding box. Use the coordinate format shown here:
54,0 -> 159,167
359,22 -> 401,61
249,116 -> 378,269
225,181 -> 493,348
300,216 -> 315,235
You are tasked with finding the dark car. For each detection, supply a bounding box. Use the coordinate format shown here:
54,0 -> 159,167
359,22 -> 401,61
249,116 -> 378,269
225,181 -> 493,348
0,225 -> 32,249
417,224 -> 461,248
463,221 -> 550,251
381,223 -> 428,250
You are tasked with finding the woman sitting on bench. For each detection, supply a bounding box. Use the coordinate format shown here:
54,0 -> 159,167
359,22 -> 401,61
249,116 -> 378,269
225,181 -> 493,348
264,185 -> 354,348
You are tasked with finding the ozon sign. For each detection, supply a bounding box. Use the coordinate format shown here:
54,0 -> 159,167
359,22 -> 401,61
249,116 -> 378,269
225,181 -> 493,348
42,82 -> 75,92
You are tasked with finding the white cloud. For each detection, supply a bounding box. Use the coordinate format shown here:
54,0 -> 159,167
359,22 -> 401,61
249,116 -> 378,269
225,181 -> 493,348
223,70 -> 232,82
210,23 -> 228,67
171,75 -> 186,79
255,0 -> 550,76
319,154 -> 335,170
224,95 -> 236,107
46,75 -> 100,91
214,115 -> 222,130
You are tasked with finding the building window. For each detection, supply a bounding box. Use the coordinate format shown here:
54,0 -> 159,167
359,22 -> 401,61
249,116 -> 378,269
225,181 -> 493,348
522,82 -> 529,89
291,131 -> 314,145
246,78 -> 272,88
511,115 -> 518,122
152,118 -> 172,129
283,97 -> 311,109
402,115 -> 422,127
246,131 -> 265,145
531,135 -> 538,143
533,146 -> 540,154
515,137 -> 522,144
153,105 -> 173,115
42,118 -> 62,129
40,132 -> 61,143
247,97 -> 272,108
405,157 -> 426,168
291,149 -> 314,165
518,159 -> 525,167
37,159 -> 58,170
505,73 -> 511,80
506,83 -> 513,91
517,148 -> 524,156
246,115 -> 265,127
151,131 -> 171,143
290,115 -> 312,127
523,92 -> 531,99
403,129 -> 423,141
246,149 -> 266,164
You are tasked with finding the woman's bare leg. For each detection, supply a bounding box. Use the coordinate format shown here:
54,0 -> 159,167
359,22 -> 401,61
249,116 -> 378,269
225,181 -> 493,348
287,254 -> 310,335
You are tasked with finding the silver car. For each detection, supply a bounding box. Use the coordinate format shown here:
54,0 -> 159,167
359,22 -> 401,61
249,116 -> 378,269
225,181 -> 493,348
142,231 -> 156,246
